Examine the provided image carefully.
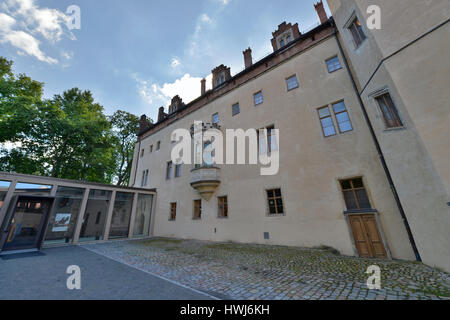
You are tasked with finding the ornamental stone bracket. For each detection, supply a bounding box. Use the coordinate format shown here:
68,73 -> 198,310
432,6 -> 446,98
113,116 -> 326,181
190,166 -> 221,201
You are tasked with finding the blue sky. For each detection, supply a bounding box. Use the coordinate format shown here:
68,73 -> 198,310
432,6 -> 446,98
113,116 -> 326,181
0,0 -> 331,121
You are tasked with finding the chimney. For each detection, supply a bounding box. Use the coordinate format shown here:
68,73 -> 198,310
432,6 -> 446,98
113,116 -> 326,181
314,1 -> 328,24
157,106 -> 166,122
201,78 -> 206,95
243,47 -> 253,69
139,115 -> 150,133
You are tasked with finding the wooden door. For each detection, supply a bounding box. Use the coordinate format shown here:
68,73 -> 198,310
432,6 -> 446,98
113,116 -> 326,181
349,214 -> 387,259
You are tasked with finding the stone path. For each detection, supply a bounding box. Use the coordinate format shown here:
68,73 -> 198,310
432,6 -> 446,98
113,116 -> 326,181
83,238 -> 450,300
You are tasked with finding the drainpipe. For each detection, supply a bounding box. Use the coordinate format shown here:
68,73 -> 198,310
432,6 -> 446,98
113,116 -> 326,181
330,19 -> 422,262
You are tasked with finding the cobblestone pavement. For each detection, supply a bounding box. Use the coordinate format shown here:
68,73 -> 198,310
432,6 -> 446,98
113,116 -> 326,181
83,238 -> 450,300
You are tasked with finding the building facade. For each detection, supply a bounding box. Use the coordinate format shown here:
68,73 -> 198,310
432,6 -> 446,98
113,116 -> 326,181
130,1 -> 450,272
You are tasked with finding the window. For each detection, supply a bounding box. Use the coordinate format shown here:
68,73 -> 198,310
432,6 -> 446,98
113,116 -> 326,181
109,192 -> 134,239
376,93 -> 403,128
140,149 -> 145,157
348,17 -> 366,47
218,196 -> 228,218
169,203 -> 177,221
318,106 -> 337,137
141,169 -> 149,187
150,145 -> 153,153
193,199 -> 202,219
166,161 -> 173,180
266,189 -> 284,215
156,141 -> 161,151
326,56 -> 342,73
175,164 -> 182,178
212,113 -> 219,124
215,72 -> 226,86
340,178 -> 372,210
254,91 -> 263,105
232,103 -> 240,116
332,101 -> 353,133
258,125 -> 278,154
286,75 -> 299,91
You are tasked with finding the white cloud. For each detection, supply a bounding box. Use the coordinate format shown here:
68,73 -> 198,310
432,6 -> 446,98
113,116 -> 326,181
171,57 -> 182,69
5,0 -> 73,42
0,0 -> 75,64
134,73 -> 213,112
0,12 -> 57,64
200,13 -> 212,24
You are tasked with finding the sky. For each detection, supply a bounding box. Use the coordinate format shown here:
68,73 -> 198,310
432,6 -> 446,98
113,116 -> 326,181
0,0 -> 331,121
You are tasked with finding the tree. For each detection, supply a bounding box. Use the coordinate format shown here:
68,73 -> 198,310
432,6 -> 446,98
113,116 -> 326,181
0,57 -> 43,143
109,110 -> 142,186
0,56 -> 146,185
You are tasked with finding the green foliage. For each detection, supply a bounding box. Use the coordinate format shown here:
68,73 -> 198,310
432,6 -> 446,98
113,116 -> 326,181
0,57 -> 149,185
109,110 -> 141,186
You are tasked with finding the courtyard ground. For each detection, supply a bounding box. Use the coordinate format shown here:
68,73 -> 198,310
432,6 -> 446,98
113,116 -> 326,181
0,246 -> 213,300
83,238 -> 450,300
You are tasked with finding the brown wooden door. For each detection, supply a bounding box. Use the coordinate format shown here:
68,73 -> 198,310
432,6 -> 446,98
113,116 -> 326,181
349,214 -> 387,259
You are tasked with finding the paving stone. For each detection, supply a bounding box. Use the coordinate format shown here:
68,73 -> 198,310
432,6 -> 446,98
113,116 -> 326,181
82,239 -> 450,301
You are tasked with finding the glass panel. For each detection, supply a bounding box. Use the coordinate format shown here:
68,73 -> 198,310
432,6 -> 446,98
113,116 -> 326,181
3,197 -> 53,251
109,192 -> 134,239
327,57 -> 342,72
15,182 -> 52,196
323,126 -> 336,137
356,190 -> 371,209
339,120 -> 353,133
336,112 -> 350,123
204,141 -> 213,166
212,113 -> 219,124
333,102 -> 347,114
319,107 -> 330,118
78,189 -> 111,242
44,186 -> 85,245
321,117 -> 334,128
343,190 -> 358,210
232,103 -> 240,116
341,180 -> 352,190
0,180 -> 11,210
254,92 -> 263,105
287,76 -> 298,90
352,178 -> 364,188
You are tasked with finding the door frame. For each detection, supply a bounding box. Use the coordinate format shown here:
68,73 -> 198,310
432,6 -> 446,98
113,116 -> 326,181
344,211 -> 392,260
0,195 -> 55,253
